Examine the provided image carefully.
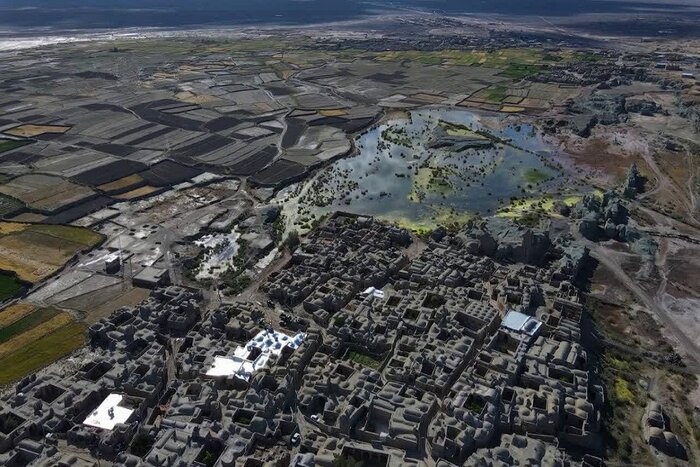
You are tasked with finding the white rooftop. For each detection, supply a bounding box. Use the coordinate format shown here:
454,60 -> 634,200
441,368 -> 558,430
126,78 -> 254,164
83,393 -> 135,430
362,286 -> 385,299
205,330 -> 305,381
502,311 -> 542,336
206,356 -> 256,379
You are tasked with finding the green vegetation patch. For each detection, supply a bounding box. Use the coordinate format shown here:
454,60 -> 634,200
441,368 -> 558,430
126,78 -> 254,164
187,237 -> 253,296
0,194 -> 24,218
373,50 -> 444,65
381,125 -> 413,147
605,354 -> 634,372
438,121 -> 487,139
466,398 -> 485,414
484,85 -> 508,103
381,206 -> 473,236
26,224 -> 103,247
523,168 -> 553,184
499,63 -> 543,79
373,48 -> 548,70
333,315 -> 346,327
0,273 -> 23,302
0,322 -> 85,385
569,51 -> 603,63
497,194 -> 581,226
409,166 -> 455,202
0,139 -> 30,154
220,238 -> 251,295
197,449 -> 218,467
347,350 -> 381,369
0,307 -> 60,343
613,377 -> 634,404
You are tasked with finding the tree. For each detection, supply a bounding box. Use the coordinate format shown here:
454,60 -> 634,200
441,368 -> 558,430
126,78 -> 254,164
283,230 -> 300,251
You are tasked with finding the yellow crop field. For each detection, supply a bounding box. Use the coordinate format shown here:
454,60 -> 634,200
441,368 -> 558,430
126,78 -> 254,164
97,174 -> 144,193
0,303 -> 35,328
0,222 -> 102,282
319,109 -> 347,117
4,124 -> 70,137
0,222 -> 28,235
500,106 -> 526,113
114,185 -> 160,200
0,322 -> 85,385
0,312 -> 73,358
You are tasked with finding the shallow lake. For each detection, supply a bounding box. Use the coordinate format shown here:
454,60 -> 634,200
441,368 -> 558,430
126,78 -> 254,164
278,108 -> 580,230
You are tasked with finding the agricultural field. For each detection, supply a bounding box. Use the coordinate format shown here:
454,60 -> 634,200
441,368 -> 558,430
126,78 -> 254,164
0,303 -> 85,385
460,81 -> 579,111
0,273 -> 24,302
372,48 -> 547,68
114,185 -> 160,200
0,139 -> 30,154
3,124 -> 70,138
0,194 -> 23,218
0,174 -> 96,215
0,222 -> 102,283
97,174 -> 145,194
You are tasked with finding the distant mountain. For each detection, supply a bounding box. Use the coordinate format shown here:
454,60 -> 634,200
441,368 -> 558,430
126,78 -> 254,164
0,0 -> 697,30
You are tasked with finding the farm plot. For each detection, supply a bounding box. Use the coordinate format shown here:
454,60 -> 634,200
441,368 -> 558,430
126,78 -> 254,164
97,174 -> 146,194
0,139 -> 30,154
3,124 -> 70,138
140,159 -> 203,186
251,159 -> 306,186
33,149 -> 117,178
71,159 -> 147,187
226,146 -> 277,175
114,185 -> 161,200
0,150 -> 40,165
0,174 -> 96,214
0,307 -> 85,385
0,222 -> 102,283
0,306 -> 62,343
43,195 -> 116,225
0,193 -> 23,218
0,273 -> 24,302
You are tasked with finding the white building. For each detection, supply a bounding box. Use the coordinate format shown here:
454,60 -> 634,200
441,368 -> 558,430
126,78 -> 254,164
205,329 -> 305,382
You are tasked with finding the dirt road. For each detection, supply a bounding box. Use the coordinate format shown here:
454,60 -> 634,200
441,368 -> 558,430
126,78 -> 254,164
586,241 -> 700,364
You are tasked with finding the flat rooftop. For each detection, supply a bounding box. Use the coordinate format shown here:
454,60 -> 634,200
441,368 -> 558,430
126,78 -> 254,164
502,310 -> 542,336
82,393 -> 135,430
205,330 -> 305,381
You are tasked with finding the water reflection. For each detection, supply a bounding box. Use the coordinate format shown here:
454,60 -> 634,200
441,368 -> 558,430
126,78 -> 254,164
279,108 -> 569,229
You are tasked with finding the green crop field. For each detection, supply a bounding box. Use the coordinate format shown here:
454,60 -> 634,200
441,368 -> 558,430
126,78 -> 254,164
0,273 -> 23,301
0,307 -> 61,343
27,224 -> 103,246
484,85 -> 508,103
0,194 -> 24,218
0,139 -> 29,154
0,322 -> 85,385
499,63 -> 543,79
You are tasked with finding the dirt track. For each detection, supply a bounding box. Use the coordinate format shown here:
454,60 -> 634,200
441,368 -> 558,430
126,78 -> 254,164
586,240 -> 700,365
